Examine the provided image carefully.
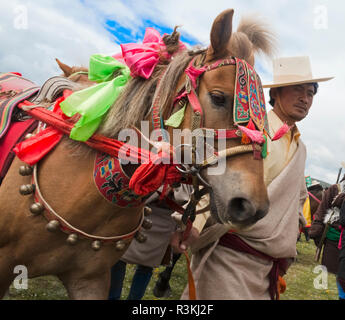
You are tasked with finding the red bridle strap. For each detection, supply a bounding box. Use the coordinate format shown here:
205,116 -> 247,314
308,191 -> 322,204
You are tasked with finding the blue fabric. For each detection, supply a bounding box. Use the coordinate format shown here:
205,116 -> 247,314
127,265 -> 153,300
108,262 -> 153,300
108,260 -> 127,300
337,279 -> 345,299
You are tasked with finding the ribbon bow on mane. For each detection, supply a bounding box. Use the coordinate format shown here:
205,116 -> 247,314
113,27 -> 186,79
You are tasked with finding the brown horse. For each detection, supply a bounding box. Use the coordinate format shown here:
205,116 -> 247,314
308,184 -> 324,220
0,9 -> 274,299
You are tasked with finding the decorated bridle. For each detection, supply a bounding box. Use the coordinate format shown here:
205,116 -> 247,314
151,52 -> 269,224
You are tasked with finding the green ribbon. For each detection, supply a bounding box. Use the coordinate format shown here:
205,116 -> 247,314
164,104 -> 186,128
60,54 -> 131,141
261,135 -> 268,159
326,226 -> 341,242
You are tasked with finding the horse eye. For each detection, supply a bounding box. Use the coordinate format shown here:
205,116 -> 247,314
210,92 -> 226,107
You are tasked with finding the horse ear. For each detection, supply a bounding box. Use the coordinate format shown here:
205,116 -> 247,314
207,9 -> 234,60
55,58 -> 73,77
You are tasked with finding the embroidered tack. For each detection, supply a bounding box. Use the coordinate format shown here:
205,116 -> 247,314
94,153 -> 145,208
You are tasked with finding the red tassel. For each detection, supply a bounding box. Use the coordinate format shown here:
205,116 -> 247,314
241,119 -> 255,145
272,123 -> 292,141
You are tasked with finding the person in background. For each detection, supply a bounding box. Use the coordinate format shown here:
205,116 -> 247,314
310,172 -> 345,300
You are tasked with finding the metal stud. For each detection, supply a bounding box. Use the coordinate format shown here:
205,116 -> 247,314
135,231 -> 147,243
115,240 -> 126,251
142,218 -> 153,230
46,220 -> 60,232
91,240 -> 101,251
29,202 -> 44,215
25,133 -> 34,140
19,165 -> 33,176
144,206 -> 152,216
19,184 -> 35,195
66,233 -> 78,246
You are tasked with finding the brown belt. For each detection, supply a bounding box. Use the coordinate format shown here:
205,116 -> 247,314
218,232 -> 288,300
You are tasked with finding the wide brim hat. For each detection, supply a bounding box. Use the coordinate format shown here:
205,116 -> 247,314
263,56 -> 333,88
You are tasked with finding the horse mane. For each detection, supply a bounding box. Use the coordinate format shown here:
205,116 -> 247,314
229,15 -> 276,64
97,32 -> 197,139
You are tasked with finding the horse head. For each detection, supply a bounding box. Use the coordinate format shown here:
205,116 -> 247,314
165,9 -> 275,227
55,58 -> 94,86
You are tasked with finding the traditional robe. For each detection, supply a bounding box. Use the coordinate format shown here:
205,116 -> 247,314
181,140 -> 307,300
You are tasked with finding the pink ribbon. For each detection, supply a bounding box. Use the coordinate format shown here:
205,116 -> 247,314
113,27 -> 186,79
237,125 -> 266,144
339,226 -> 344,250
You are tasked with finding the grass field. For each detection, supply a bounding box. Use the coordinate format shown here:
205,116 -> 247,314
4,237 -> 339,300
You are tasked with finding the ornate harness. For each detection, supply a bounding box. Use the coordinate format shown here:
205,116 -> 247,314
16,52 -> 269,250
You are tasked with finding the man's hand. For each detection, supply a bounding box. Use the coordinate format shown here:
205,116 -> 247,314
170,227 -> 200,253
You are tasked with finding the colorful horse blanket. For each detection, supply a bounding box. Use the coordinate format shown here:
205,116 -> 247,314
0,72 -> 39,139
0,72 -> 40,184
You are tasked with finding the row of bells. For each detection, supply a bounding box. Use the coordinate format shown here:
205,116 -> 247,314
19,163 -> 153,251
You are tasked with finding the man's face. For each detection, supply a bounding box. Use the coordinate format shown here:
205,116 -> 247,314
274,84 -> 315,122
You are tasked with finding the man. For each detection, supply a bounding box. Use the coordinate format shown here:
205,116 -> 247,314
171,56 -> 333,300
310,170 -> 345,299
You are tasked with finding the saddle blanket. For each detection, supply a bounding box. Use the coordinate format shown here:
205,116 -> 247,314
0,119 -> 38,185
0,72 -> 40,139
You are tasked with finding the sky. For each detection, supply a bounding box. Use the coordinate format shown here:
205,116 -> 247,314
0,0 -> 344,184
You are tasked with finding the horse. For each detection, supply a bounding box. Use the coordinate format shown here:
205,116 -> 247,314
308,183 -> 324,220
0,9 -> 274,299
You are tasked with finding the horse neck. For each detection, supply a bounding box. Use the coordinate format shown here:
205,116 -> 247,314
36,138 -> 142,235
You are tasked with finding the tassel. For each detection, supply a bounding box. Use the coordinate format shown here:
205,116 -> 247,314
272,123 -> 292,141
238,124 -> 265,145
241,119 -> 255,145
261,135 -> 268,159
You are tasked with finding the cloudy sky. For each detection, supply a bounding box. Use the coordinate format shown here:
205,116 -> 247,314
0,0 -> 344,184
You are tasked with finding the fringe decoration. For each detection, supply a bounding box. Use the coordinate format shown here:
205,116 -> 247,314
238,121 -> 265,145
261,135 -> 268,159
241,119 -> 256,145
272,123 -> 291,141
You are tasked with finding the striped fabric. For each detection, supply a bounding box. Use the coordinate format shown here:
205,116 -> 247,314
0,73 -> 40,139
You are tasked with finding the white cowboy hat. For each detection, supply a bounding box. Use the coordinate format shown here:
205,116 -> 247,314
263,56 -> 333,88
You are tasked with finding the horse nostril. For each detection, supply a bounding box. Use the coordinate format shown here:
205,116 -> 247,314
228,197 -> 256,222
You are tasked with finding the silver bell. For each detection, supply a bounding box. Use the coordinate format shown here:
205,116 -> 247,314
19,165 -> 33,176
46,220 -> 60,232
143,206 -> 152,216
91,240 -> 101,251
115,240 -> 126,251
66,233 -> 78,245
29,202 -> 44,215
135,231 -> 147,243
142,218 -> 153,230
19,184 -> 35,195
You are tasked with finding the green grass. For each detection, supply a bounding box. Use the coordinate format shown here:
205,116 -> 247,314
4,237 -> 339,300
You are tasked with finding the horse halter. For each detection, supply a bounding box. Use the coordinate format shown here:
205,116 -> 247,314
160,55 -> 266,178
152,53 -> 268,224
